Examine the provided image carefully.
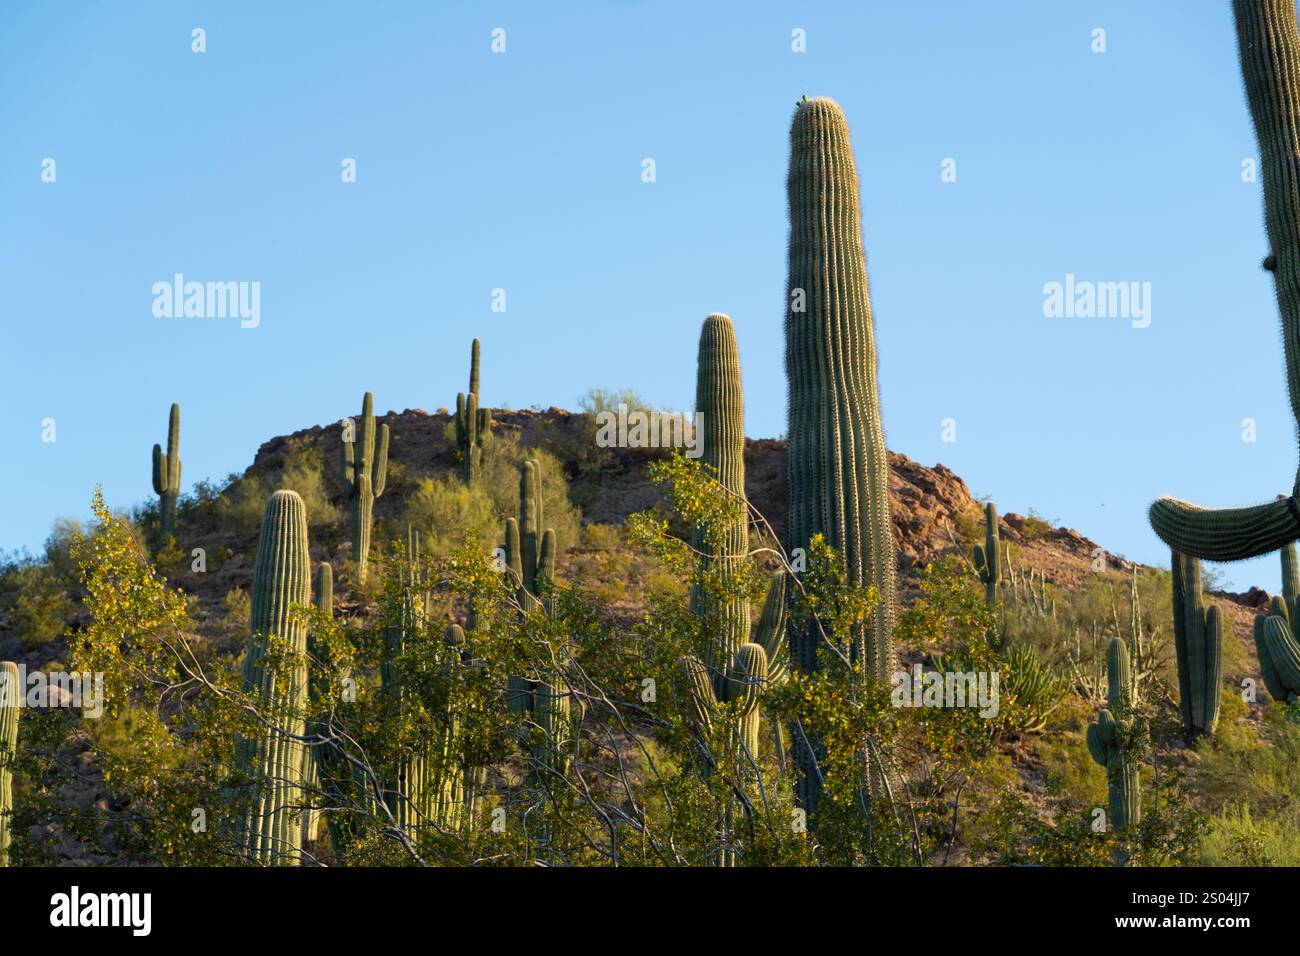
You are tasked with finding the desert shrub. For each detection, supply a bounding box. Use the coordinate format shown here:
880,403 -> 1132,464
217,443 -> 340,535
404,431 -> 581,559
0,520 -> 84,645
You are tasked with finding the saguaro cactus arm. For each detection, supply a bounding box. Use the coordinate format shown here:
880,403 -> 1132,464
1171,550 -> 1223,737
1150,1 -> 1300,560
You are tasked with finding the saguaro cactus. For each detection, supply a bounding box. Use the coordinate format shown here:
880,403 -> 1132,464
455,339 -> 492,486
0,660 -> 19,867
1171,550 -> 1223,738
1086,638 -> 1144,831
973,503 -> 1000,606
338,392 -> 389,583
1149,0 -> 1300,560
236,490 -> 311,865
302,562 -> 333,847
502,461 -> 575,820
1253,541 -> 1300,702
151,403 -> 182,546
678,315 -> 783,765
784,96 -> 897,818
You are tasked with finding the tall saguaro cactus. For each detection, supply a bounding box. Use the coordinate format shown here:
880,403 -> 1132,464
1253,541 -> 1300,702
1149,0 -> 1300,560
151,403 -> 182,546
338,392 -> 389,583
237,490 -> 312,865
679,315 -> 783,766
784,96 -> 897,818
1171,550 -> 1223,738
455,339 -> 492,486
1086,638 -> 1144,832
973,503 -> 1001,606
0,660 -> 19,867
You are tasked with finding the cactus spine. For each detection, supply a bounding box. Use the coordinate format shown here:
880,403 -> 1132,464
784,96 -> 896,819
455,339 -> 491,486
1171,550 -> 1223,737
1253,541 -> 1300,702
1149,0 -> 1300,560
973,503 -> 1000,606
338,392 -> 389,583
0,661 -> 19,866
1086,638 -> 1143,832
237,490 -> 311,864
151,402 -> 182,546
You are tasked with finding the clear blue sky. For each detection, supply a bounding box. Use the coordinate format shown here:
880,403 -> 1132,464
0,1 -> 1291,593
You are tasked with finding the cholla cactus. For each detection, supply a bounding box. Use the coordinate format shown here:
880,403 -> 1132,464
236,490 -> 311,865
151,403 -> 182,546
338,392 -> 389,583
455,339 -> 492,486
1086,638 -> 1144,831
1149,1 -> 1300,560
0,661 -> 19,867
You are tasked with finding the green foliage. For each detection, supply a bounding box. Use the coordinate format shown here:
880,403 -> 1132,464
216,442 -> 340,535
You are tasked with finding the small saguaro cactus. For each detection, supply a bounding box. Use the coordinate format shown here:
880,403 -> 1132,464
338,392 -> 389,583
1252,541 -> 1300,702
1149,1 -> 1300,561
302,561 -> 333,847
455,339 -> 492,486
151,402 -> 182,546
236,490 -> 312,865
1171,549 -> 1223,738
502,460 -> 575,795
677,314 -> 785,768
0,660 -> 19,867
1086,638 -> 1144,832
972,502 -> 1001,606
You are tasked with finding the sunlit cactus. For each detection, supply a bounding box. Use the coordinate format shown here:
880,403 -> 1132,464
973,502 -> 1000,606
151,403 -> 182,546
0,661 -> 19,867
455,339 -> 492,486
236,490 -> 311,865
1149,1 -> 1300,560
1086,638 -> 1144,831
1253,541 -> 1300,702
784,95 -> 896,821
338,391 -> 389,583
1171,550 -> 1223,737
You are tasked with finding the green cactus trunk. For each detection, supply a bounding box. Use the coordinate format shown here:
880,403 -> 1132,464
455,339 -> 492,486
302,562 -> 333,848
1150,0 -> 1300,559
338,392 -> 389,583
502,461 -> 574,857
151,402 -> 181,547
1087,638 -> 1143,833
1253,541 -> 1300,702
784,96 -> 896,821
236,490 -> 312,865
1171,550 -> 1223,737
973,502 -> 1000,606
0,661 -> 19,867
